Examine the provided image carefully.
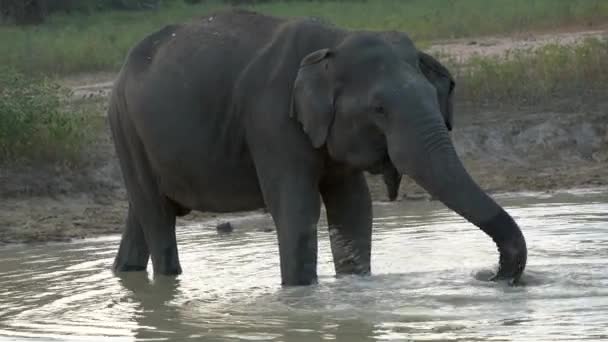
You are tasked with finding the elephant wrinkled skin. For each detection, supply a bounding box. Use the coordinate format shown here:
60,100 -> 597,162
108,9 -> 527,285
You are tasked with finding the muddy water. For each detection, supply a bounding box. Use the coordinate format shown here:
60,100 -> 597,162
1,189 -> 607,341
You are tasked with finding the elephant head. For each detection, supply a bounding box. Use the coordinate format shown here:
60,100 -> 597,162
382,50 -> 455,201
290,33 -> 527,283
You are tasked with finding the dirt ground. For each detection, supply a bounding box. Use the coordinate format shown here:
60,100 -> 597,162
1,27 -> 607,244
426,25 -> 608,62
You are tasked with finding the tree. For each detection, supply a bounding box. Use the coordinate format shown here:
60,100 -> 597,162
0,0 -> 47,25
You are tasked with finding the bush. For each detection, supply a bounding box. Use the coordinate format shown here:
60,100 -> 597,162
453,37 -> 608,110
0,67 -> 89,163
0,0 -> 166,25
0,0 -> 47,25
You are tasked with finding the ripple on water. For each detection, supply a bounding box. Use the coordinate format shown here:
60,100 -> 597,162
0,190 -> 607,341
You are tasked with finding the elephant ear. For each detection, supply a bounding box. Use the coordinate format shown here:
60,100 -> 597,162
418,51 -> 456,131
290,48 -> 335,148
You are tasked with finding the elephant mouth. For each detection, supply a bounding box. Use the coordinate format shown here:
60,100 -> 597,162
366,154 -> 394,175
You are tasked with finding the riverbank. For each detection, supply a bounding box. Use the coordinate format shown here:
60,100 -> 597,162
2,101 -> 606,244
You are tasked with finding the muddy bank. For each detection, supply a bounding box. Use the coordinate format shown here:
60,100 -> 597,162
2,103 -> 606,244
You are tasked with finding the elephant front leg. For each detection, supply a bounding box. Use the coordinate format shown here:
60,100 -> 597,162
263,182 -> 322,286
321,171 -> 372,276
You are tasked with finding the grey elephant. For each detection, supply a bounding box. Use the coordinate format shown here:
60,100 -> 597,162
108,9 -> 527,286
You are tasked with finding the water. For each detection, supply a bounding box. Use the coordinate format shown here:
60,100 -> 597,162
1,189 -> 607,341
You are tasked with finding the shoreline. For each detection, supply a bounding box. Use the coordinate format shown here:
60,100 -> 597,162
1,175 -> 606,245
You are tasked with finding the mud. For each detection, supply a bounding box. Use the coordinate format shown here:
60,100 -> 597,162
1,28 -> 607,244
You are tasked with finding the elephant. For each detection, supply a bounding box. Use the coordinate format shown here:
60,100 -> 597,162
108,9 -> 527,286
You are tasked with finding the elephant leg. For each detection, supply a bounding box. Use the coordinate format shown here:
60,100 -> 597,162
320,171 -> 372,276
135,197 -> 180,276
259,176 -> 321,286
113,205 -> 150,272
112,190 -> 181,276
110,113 -> 181,276
274,193 -> 321,286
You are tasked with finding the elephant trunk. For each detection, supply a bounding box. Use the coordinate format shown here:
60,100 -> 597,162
382,165 -> 402,201
388,114 -> 527,283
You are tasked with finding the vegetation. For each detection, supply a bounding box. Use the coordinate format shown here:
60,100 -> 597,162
1,0 -> 607,75
0,0 -> 167,25
451,37 -> 608,110
259,0 -> 608,39
0,67 -> 90,163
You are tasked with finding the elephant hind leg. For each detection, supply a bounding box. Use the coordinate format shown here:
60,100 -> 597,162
113,205 -> 149,272
109,107 -> 181,276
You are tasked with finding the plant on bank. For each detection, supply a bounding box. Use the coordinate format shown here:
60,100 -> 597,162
0,67 -> 88,163
452,37 -> 608,109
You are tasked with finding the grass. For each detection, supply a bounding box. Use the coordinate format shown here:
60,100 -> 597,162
1,0 -> 607,76
0,67 -> 92,164
258,0 -> 608,39
450,37 -> 608,110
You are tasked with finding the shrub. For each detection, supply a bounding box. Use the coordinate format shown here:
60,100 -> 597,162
0,0 -> 166,25
452,37 -> 608,110
0,67 -> 89,163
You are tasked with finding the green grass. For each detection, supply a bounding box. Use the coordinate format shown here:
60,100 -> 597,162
258,0 -> 608,39
0,2 -> 225,75
0,67 -> 92,163
451,37 -> 608,110
1,0 -> 607,76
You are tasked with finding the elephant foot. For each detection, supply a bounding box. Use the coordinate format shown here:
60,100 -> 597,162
113,239 -> 150,273
334,271 -> 371,281
113,263 -> 148,273
280,257 -> 318,287
281,275 -> 318,287
335,268 -> 371,278
151,245 -> 182,276
333,253 -> 371,277
152,262 -> 182,276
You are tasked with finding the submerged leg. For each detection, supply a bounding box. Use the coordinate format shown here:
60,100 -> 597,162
113,205 -> 150,272
321,171 -> 372,276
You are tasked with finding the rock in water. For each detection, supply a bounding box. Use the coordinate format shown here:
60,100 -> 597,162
216,222 -> 234,234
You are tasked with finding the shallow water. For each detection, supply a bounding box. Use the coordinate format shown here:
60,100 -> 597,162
1,189 -> 607,341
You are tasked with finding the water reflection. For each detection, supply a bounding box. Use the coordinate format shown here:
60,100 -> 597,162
115,272 -> 383,341
117,273 -> 185,340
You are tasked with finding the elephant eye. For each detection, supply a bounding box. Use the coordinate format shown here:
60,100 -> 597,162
374,105 -> 386,115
